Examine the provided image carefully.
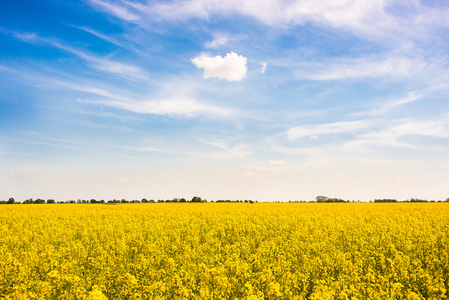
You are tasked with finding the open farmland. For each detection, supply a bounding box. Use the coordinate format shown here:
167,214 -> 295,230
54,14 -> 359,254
1,203 -> 448,299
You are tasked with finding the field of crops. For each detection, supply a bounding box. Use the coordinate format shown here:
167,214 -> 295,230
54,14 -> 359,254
1,203 -> 448,299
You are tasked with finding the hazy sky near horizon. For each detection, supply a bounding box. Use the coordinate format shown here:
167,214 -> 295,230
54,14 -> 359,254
1,0 -> 449,202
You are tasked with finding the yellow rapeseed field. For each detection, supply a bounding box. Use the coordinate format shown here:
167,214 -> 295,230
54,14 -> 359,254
1,203 -> 448,299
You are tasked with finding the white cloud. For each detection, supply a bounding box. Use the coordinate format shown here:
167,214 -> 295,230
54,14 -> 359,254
369,92 -> 424,116
202,140 -> 252,159
10,30 -> 148,81
343,118 -> 449,151
287,117 -> 449,151
205,33 -> 230,48
137,0 -> 449,41
391,119 -> 449,138
240,160 -> 286,181
94,60 -> 147,79
89,0 -> 140,21
73,25 -> 125,48
246,165 -> 281,174
287,120 -> 374,139
295,56 -> 419,81
97,97 -> 235,118
8,170 -> 19,178
122,146 -> 160,152
260,62 -> 267,74
88,0 -> 449,47
12,32 -> 40,43
191,52 -> 248,81
210,145 -> 252,159
268,160 -> 285,166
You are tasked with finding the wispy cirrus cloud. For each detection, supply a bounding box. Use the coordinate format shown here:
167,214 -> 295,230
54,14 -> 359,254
286,120 -> 375,139
268,160 -> 285,166
0,55 -> 237,120
285,115 -> 449,152
72,25 -> 125,48
8,30 -> 148,81
295,56 -> 422,81
201,140 -> 252,159
204,32 -> 231,49
238,160 -> 286,182
112,0 -> 449,42
93,97 -> 235,118
88,0 -> 140,21
344,117 -> 449,151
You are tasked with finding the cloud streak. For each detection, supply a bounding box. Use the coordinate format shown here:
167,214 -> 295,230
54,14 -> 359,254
295,56 -> 423,81
9,30 -> 148,81
287,120 -> 375,139
94,97 -> 235,118
115,0 -> 449,42
89,0 -> 140,21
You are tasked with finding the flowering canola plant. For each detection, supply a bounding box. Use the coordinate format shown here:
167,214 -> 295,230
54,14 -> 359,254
1,203 -> 448,299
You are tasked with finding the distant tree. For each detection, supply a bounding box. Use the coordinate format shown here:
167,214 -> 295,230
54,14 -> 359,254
409,198 -> 428,202
141,198 -> 148,203
90,199 -> 97,204
316,196 -> 347,203
46,199 -> 55,204
179,198 -> 186,202
34,199 -> 45,204
191,196 -> 202,202
374,199 -> 398,203
316,196 -> 329,203
7,197 -> 15,204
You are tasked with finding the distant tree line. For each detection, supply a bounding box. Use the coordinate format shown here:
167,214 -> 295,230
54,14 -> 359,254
374,199 -> 398,203
1,196 -> 257,204
2,196 -> 448,204
215,199 -> 255,203
314,196 -> 449,203
374,198 -> 447,203
316,196 -> 348,203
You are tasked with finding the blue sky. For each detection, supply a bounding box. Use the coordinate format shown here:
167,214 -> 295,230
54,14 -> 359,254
1,0 -> 449,202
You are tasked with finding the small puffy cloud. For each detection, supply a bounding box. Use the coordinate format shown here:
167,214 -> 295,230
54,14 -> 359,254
205,33 -> 230,48
242,160 -> 285,181
260,62 -> 267,74
8,170 -> 19,178
268,160 -> 285,166
192,52 -> 247,81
